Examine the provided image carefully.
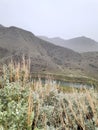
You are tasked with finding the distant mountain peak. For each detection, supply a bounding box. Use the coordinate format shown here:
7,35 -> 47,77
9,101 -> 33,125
81,36 -> 87,38
52,37 -> 62,39
69,36 -> 97,43
39,35 -> 98,52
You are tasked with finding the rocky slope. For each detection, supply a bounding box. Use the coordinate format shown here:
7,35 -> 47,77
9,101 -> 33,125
0,25 -> 98,79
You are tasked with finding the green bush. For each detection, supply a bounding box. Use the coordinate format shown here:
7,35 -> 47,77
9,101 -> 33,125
0,80 -> 33,130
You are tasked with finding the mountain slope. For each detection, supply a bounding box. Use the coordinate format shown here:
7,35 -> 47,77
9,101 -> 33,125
39,36 -> 98,53
0,26 -> 98,79
0,25 -> 81,74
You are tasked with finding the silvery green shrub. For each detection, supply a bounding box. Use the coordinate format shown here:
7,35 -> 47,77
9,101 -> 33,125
0,81 -> 32,130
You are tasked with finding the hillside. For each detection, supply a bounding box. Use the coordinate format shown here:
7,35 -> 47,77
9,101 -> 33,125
0,25 -> 81,74
39,36 -> 98,53
0,26 -> 98,79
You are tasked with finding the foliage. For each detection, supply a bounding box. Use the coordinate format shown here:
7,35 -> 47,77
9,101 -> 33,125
0,80 -> 32,130
0,62 -> 98,130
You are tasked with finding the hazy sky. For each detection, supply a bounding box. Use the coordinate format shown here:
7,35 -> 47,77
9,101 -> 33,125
0,0 -> 98,41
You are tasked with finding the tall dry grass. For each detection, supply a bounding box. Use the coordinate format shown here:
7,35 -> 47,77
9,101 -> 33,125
0,56 -> 98,130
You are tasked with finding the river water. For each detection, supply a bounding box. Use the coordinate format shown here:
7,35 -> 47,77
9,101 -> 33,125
33,78 -> 93,88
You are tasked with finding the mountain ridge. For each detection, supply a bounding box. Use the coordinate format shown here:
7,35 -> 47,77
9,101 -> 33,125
39,36 -> 98,53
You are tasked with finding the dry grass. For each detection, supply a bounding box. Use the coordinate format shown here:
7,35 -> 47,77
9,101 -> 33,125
0,57 -> 98,130
30,80 -> 98,130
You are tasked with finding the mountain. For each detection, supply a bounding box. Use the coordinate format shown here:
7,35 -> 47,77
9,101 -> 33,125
38,36 -> 65,46
0,25 -> 81,74
0,24 -> 4,28
39,36 -> 98,53
0,25 -> 98,79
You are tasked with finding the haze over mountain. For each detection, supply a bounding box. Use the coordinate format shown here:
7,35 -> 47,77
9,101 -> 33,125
39,36 -> 98,53
0,25 -> 98,79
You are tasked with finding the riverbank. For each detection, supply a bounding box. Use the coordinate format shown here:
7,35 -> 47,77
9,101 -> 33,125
31,72 -> 98,89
